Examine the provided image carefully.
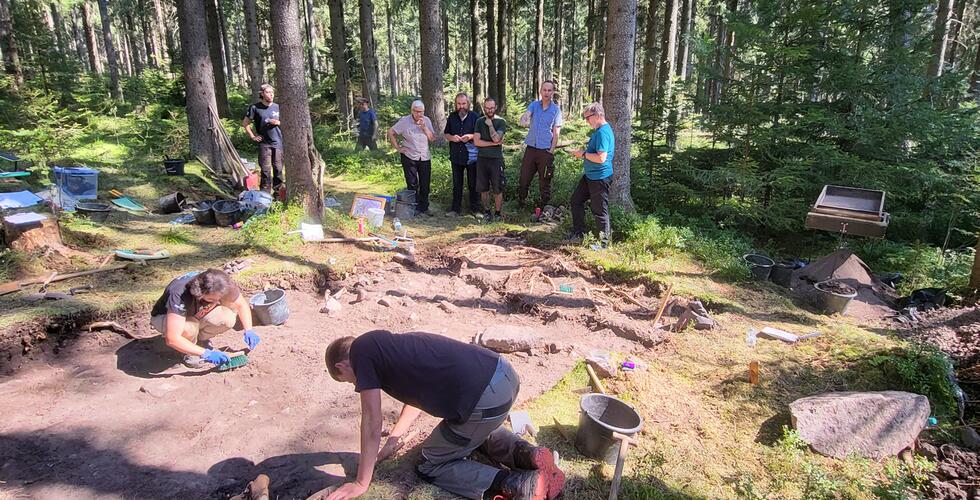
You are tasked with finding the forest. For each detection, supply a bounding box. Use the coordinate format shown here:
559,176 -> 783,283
0,0 -> 979,497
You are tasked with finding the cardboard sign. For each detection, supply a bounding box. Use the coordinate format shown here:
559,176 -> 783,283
349,194 -> 387,218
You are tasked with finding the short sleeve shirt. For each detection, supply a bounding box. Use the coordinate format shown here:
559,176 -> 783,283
391,115 -> 434,161
524,100 -> 564,149
350,331 -> 500,422
444,111 -> 478,165
583,123 -> 615,180
150,272 -> 242,318
358,109 -> 377,137
245,102 -> 282,148
476,116 -> 507,159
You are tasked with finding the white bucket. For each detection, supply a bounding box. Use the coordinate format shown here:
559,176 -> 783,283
366,208 -> 385,228
299,222 -> 324,241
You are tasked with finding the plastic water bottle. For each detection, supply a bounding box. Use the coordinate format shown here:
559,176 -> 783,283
393,218 -> 402,232
746,328 -> 758,348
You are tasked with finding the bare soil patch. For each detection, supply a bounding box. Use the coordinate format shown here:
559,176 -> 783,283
0,237 -> 668,499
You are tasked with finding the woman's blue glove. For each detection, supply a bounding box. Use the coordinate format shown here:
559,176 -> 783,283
243,329 -> 260,350
201,349 -> 230,365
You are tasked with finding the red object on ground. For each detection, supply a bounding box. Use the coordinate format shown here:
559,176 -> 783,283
244,173 -> 259,190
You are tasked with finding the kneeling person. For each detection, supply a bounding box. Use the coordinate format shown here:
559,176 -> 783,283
325,330 -> 565,500
150,269 -> 261,367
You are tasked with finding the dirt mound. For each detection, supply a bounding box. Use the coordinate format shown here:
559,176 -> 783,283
901,306 -> 980,367
921,442 -> 980,499
792,249 -> 897,321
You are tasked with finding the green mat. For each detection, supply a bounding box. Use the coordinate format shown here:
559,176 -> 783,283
111,197 -> 147,211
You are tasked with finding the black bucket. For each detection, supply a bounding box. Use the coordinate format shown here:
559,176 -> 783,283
396,189 -> 417,204
159,192 -> 187,214
191,201 -> 216,225
163,158 -> 186,176
249,288 -> 290,326
743,254 -> 775,281
75,202 -> 111,222
770,262 -> 795,288
395,201 -> 416,219
814,280 -> 858,315
211,200 -> 242,227
575,393 -> 644,464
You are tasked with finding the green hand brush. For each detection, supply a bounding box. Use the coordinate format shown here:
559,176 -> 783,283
218,355 -> 249,371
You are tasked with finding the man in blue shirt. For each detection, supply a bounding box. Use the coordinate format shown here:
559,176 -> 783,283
518,81 -> 563,211
569,102 -> 614,246
443,93 -> 480,216
355,98 -> 379,151
243,84 -> 283,194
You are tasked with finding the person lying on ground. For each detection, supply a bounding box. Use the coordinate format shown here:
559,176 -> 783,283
150,269 -> 260,368
324,330 -> 565,500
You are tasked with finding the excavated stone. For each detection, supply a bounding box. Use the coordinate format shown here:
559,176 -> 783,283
789,391 -> 930,459
477,325 -> 545,353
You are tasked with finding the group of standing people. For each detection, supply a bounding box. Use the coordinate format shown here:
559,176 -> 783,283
243,81 -> 616,246
385,82 -> 614,244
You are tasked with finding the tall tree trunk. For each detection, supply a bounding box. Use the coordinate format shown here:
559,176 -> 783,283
675,0 -> 691,78
486,0 -> 497,98
927,0 -> 954,78
971,41 -> 980,102
97,0 -> 123,99
71,8 -> 89,70
640,0 -> 659,114
358,0 -> 381,105
205,0 -> 231,117
49,3 -> 66,57
586,0 -> 594,99
328,0 -> 351,126
567,0 -> 576,109
971,233 -> 980,290
945,0 -> 965,68
554,0 -> 563,88
684,0 -> 695,80
497,0 -> 507,110
304,0 -> 318,82
125,13 -> 144,76
602,0 -> 636,210
385,0 -> 398,95
0,0 -> 22,91
218,0 -> 234,86
139,1 -> 159,69
420,0 -> 447,139
153,0 -> 169,68
177,0 -> 218,166
470,0 -> 482,107
656,0 -> 677,101
442,4 -> 450,72
533,0 -> 543,92
270,0 -> 325,218
244,0 -> 264,99
81,2 -> 102,73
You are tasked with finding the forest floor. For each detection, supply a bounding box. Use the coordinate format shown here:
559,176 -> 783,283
0,117 -> 974,499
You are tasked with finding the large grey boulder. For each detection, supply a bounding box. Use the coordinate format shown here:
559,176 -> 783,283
477,325 -> 545,353
789,391 -> 930,459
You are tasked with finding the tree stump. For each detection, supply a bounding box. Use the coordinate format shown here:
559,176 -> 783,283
3,216 -> 64,252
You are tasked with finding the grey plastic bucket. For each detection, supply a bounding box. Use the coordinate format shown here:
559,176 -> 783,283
396,189 -> 417,204
212,200 -> 242,227
743,254 -> 775,281
395,201 -> 416,219
575,393 -> 644,464
770,262 -> 795,288
191,201 -> 216,225
159,192 -> 187,214
249,288 -> 289,326
814,280 -> 858,315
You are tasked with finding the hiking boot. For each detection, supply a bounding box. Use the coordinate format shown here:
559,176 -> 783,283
563,232 -> 584,242
445,210 -> 460,217
483,210 -> 493,222
513,443 -> 565,499
487,470 -> 548,500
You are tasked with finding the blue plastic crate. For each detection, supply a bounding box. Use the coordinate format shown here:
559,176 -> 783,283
53,166 -> 99,200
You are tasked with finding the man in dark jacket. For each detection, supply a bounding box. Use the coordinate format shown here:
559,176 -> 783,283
443,93 -> 480,217
324,330 -> 565,500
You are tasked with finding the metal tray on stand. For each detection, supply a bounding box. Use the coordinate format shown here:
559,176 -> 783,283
805,185 -> 890,238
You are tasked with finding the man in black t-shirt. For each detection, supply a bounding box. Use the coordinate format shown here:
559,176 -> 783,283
243,84 -> 284,195
324,331 -> 565,500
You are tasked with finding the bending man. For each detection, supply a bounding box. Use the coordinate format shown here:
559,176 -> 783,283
325,330 -> 565,500
150,269 -> 260,368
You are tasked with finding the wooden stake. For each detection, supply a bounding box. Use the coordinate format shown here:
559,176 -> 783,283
585,363 -> 606,394
608,431 -> 638,500
651,283 -> 674,327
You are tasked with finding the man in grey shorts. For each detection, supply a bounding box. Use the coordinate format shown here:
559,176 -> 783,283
325,330 -> 565,500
